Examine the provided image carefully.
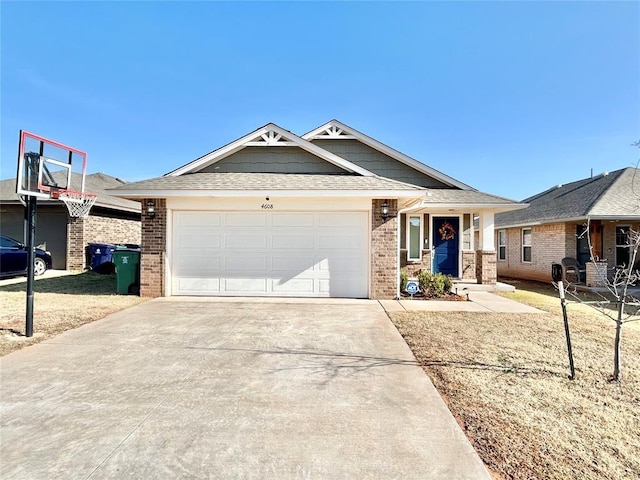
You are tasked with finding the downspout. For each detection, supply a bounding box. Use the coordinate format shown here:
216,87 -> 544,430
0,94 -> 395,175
396,198 -> 429,299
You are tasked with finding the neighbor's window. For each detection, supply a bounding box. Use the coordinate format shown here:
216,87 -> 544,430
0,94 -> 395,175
498,229 -> 507,261
615,226 -> 631,267
522,228 -> 532,263
407,215 -> 422,261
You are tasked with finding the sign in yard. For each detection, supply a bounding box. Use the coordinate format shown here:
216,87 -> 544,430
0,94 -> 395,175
405,281 -> 419,295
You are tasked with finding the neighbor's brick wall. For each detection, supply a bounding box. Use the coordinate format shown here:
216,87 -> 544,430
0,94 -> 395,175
84,215 -> 141,246
140,198 -> 166,298
496,220 -> 640,283
65,214 -> 141,271
67,218 -> 85,271
371,199 -> 398,299
496,223 -> 569,282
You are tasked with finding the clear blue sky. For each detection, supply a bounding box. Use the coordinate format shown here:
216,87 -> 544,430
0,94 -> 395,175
1,1 -> 638,200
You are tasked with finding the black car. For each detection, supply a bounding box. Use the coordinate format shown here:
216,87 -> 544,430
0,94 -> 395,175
0,235 -> 53,278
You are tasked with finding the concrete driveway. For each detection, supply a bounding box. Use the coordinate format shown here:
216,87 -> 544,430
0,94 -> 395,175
0,298 -> 490,479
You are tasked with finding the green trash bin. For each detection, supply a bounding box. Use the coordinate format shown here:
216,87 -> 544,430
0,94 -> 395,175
112,247 -> 141,295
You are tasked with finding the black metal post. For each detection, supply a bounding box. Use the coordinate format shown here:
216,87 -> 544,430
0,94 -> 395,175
557,280 -> 575,380
25,195 -> 37,337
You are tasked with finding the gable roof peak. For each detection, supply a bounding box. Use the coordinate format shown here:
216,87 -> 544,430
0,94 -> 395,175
166,122 -> 376,177
302,120 -> 472,190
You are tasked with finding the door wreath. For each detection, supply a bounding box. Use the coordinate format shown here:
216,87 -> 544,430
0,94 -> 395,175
439,222 -> 456,241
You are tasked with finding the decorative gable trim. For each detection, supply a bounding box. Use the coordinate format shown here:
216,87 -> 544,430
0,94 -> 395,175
303,119 -> 471,190
166,123 -> 375,177
309,124 -> 357,140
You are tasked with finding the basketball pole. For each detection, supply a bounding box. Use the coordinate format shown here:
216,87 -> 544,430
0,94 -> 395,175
25,194 -> 37,337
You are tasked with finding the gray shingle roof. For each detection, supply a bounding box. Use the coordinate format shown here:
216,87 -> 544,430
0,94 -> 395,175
422,189 -> 519,205
0,172 -> 141,213
109,172 -> 426,195
496,167 -> 640,226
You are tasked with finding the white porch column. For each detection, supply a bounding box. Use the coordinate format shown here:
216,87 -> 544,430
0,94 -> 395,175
478,210 -> 495,251
476,210 -> 497,284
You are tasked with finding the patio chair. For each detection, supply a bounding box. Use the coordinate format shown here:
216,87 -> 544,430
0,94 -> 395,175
561,257 -> 586,284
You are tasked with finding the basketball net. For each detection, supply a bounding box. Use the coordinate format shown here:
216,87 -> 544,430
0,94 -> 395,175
51,189 -> 97,218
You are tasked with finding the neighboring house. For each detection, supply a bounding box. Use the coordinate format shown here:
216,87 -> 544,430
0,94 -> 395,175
111,120 -> 524,299
0,173 -> 141,270
494,167 -> 640,285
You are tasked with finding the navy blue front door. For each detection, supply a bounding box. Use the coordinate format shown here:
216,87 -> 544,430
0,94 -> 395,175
433,217 -> 459,277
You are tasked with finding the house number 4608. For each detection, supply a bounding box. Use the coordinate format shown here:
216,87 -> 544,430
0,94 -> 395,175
261,204 -> 274,209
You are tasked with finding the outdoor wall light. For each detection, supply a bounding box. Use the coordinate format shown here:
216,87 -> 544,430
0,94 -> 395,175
381,200 -> 389,219
147,200 -> 155,218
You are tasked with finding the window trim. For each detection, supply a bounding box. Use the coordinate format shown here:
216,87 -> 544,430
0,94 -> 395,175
522,228 -> 532,263
406,214 -> 423,261
497,229 -> 507,261
615,225 -> 631,267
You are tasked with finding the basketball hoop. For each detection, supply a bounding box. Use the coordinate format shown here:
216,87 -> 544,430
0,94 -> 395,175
51,189 -> 97,218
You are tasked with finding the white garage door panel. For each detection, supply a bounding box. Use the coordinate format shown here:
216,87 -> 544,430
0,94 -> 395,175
176,256 -> 221,272
225,278 -> 268,292
225,235 -> 267,249
272,235 -> 315,249
172,211 -> 368,297
225,256 -> 268,272
227,213 -> 266,227
178,277 -> 221,293
272,213 -> 314,227
273,278 -> 315,293
176,213 -> 221,226
178,234 -> 221,249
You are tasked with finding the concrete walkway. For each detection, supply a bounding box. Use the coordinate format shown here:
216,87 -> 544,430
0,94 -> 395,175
0,298 -> 491,479
381,291 -> 544,313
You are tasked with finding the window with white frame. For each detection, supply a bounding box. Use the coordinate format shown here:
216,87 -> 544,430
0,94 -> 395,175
407,215 -> 422,261
463,214 -> 472,250
522,228 -> 532,263
615,226 -> 631,267
498,229 -> 506,261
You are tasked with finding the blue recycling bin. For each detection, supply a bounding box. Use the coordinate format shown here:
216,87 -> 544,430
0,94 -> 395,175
87,243 -> 116,273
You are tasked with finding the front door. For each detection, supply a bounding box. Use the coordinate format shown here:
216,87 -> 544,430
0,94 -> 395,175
432,217 -> 459,277
576,225 -> 591,266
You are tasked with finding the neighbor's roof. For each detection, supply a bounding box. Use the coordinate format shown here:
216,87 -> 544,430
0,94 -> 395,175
0,172 -> 141,213
109,172 -> 427,198
495,167 -> 640,227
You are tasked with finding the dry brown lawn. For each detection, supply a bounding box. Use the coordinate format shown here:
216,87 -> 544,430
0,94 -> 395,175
0,272 -> 146,356
389,280 -> 640,480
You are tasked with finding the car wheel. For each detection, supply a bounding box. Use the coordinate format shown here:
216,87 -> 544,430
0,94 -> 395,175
34,258 -> 47,276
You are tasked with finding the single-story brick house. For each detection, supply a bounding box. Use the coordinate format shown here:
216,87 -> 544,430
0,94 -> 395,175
0,173 -> 141,270
494,167 -> 640,285
111,120 -> 524,299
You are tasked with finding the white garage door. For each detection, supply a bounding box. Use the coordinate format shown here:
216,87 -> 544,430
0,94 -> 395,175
171,211 -> 369,297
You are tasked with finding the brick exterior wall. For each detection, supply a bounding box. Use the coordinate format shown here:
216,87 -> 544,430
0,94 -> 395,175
67,218 -> 85,270
65,213 -> 141,271
462,251 -> 476,280
140,198 -> 166,298
495,223 -> 568,282
400,249 -> 432,278
371,199 -> 398,299
476,251 -> 497,284
84,215 -> 141,246
496,221 -> 640,283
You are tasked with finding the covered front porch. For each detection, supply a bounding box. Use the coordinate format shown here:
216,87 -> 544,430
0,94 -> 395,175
397,199 -> 500,289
